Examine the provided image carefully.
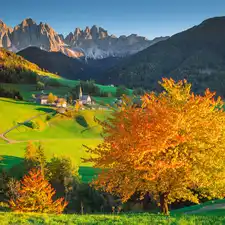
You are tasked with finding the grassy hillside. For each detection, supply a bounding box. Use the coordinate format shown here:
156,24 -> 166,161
104,17 -> 225,97
0,212 -> 224,225
2,83 -> 119,104
18,46 -> 122,82
0,48 -> 59,81
0,98 -> 111,182
172,199 -> 225,216
0,98 -> 49,133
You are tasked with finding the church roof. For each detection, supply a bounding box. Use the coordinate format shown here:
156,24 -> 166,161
80,95 -> 91,101
35,94 -> 48,100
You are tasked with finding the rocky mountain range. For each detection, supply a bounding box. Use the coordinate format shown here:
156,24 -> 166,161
0,18 -> 169,59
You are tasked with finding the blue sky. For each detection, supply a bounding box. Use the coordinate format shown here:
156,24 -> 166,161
0,0 -> 224,39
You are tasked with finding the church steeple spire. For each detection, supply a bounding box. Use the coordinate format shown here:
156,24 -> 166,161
79,86 -> 83,99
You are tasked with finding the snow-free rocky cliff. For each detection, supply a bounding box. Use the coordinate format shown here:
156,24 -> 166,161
0,18 -> 169,59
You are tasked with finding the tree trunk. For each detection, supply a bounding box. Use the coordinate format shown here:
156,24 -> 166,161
159,193 -> 169,215
81,201 -> 84,215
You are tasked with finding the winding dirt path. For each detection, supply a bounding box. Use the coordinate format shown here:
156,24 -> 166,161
0,112 -> 47,143
0,111 -> 104,144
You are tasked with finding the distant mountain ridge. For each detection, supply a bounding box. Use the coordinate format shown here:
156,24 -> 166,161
18,47 -> 122,81
102,16 -> 225,97
64,25 -> 169,59
0,18 -> 169,59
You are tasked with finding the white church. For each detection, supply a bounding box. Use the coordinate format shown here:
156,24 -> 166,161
78,87 -> 94,105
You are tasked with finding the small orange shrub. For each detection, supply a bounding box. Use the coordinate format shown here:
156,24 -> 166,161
9,169 -> 67,214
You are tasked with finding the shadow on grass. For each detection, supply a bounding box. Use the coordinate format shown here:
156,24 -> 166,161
0,155 -> 25,179
0,155 -> 23,168
0,99 -> 56,114
0,98 -> 38,106
35,107 -> 56,113
79,166 -> 101,183
75,115 -> 89,128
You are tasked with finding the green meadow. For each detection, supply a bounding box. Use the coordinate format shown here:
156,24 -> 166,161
2,81 -> 119,102
0,212 -> 224,225
0,98 -> 49,133
0,97 -> 111,182
1,78 -> 132,105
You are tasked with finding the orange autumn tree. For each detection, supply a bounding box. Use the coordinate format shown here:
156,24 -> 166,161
9,169 -> 67,213
85,78 -> 225,215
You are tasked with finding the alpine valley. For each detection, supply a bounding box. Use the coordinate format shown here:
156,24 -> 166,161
2,16 -> 225,98
2,4 -> 225,223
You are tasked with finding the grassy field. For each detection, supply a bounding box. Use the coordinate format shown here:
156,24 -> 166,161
0,212 -> 224,225
0,98 -> 112,182
2,83 -> 72,101
0,98 -> 50,133
2,80 -> 132,104
0,140 -> 101,182
6,109 -> 109,140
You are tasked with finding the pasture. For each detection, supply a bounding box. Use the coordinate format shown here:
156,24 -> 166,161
0,212 -> 224,225
0,98 -> 111,182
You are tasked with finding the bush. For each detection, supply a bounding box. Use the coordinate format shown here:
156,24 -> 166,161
100,91 -> 109,97
133,87 -> 145,96
36,81 -> 45,90
9,169 -> 67,213
26,119 -> 45,130
46,115 -> 52,121
47,156 -> 80,202
0,86 -> 23,100
30,120 -> 39,129
116,85 -> 129,97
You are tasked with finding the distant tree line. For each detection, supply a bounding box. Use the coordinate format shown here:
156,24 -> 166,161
0,66 -> 37,84
0,85 -> 23,100
70,80 -> 109,99
0,142 -> 123,214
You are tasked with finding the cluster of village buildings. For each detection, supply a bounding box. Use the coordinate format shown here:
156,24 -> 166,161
35,87 -> 93,108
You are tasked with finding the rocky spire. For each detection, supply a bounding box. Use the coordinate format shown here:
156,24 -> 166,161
21,18 -> 36,27
90,25 -> 99,39
74,27 -> 81,35
0,19 -> 12,48
84,26 -> 90,34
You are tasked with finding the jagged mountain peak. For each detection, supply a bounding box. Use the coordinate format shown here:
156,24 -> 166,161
58,34 -> 64,41
0,18 -> 169,59
0,19 -> 12,48
74,27 -> 81,34
21,18 -> 36,26
0,19 -> 5,26
0,19 -> 12,31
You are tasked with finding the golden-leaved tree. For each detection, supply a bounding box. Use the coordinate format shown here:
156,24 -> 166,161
85,78 -> 225,214
9,169 -> 67,213
48,93 -> 57,104
24,142 -> 46,178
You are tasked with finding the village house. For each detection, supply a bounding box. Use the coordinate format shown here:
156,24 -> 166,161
35,94 -> 67,108
35,94 -> 48,105
55,98 -> 67,108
